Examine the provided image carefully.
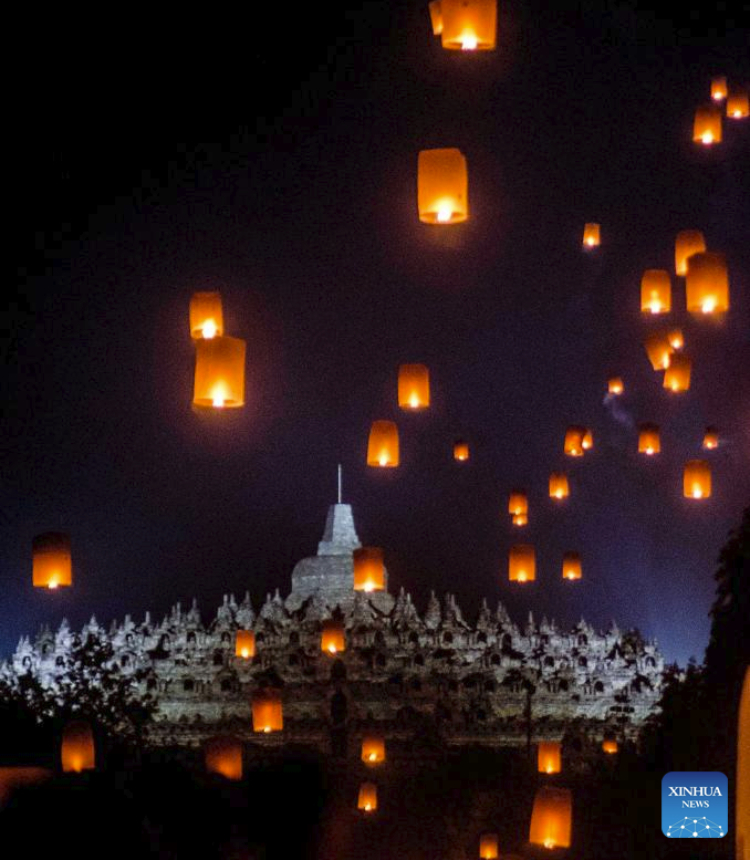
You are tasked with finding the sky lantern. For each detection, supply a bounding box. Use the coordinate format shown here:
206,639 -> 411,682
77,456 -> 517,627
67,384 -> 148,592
726,90 -> 749,118
582,222 -> 600,248
537,741 -> 562,774
674,229 -> 706,277
32,532 -> 72,590
638,423 -> 661,456
562,551 -> 582,581
564,426 -> 585,457
398,364 -> 430,410
685,251 -> 729,314
643,331 -> 672,370
453,440 -> 470,461
529,786 -> 573,850
509,544 -> 536,583
431,0 -> 497,50
710,75 -> 728,101
321,619 -> 346,655
204,736 -> 243,781
235,629 -> 256,660
640,269 -> 672,314
252,689 -> 283,733
737,668 -> 750,860
602,737 -> 618,754
702,427 -> 719,450
417,148 -> 468,224
607,377 -> 624,395
367,421 -> 400,467
667,328 -> 684,350
361,735 -> 386,765
189,291 -> 224,340
479,833 -> 499,859
693,105 -> 722,145
663,353 -> 692,392
683,460 -> 711,499
581,428 -> 593,451
193,335 -> 246,409
549,473 -> 569,500
353,546 -> 386,592
358,782 -> 378,812
512,513 -> 528,527
508,490 -> 528,518
61,720 -> 95,773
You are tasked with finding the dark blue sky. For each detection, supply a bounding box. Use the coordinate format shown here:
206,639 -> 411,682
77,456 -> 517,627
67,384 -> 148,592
3,0 -> 749,665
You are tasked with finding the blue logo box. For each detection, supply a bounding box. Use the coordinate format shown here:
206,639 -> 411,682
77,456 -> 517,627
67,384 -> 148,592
662,772 -> 728,838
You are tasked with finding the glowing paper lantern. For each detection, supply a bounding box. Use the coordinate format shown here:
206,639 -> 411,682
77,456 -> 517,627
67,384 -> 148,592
727,91 -> 749,119
685,252 -> 729,314
367,421 -> 400,467
509,544 -> 535,583
512,513 -> 528,527
693,105 -> 722,145
189,291 -> 224,339
32,532 -> 72,589
235,630 -> 256,660
674,230 -> 706,277
549,473 -> 569,500
607,377 -> 623,395
479,833 -> 499,859
581,428 -> 593,451
353,546 -> 386,593
61,720 -> 95,773
361,735 -> 386,764
453,440 -> 470,461
663,353 -> 691,392
417,148 -> 468,224
564,426 -> 585,457
358,782 -> 378,812
638,423 -> 661,456
205,736 -> 243,780
702,427 -> 719,450
252,689 -> 283,733
0,768 -> 51,807
683,460 -> 711,499
508,490 -> 528,518
193,335 -> 246,408
602,738 -> 618,754
582,223 -> 600,248
321,619 -> 346,655
640,269 -> 672,314
537,741 -> 562,775
643,332 -> 672,370
737,667 -> 750,860
398,364 -> 430,410
433,0 -> 497,50
711,76 -> 727,101
667,328 -> 684,350
562,551 -> 582,581
529,786 -> 572,850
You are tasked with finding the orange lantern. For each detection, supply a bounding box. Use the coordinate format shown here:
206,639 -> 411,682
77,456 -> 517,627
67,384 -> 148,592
602,738 -> 618,754
479,833 -> 499,859
193,335 -> 246,409
737,667 -> 749,860
537,741 -> 562,775
581,428 -> 593,451
564,426 -> 585,457
361,735 -> 386,765
643,332 -> 672,370
638,423 -> 661,456
702,427 -> 719,450
512,513 -> 528,527
189,291 -> 224,340
252,689 -> 284,733
686,251 -> 729,314
640,269 -> 672,314
674,230 -> 706,277
235,630 -> 256,660
549,473 -> 569,500
663,353 -> 691,392
61,720 -> 95,773
358,781 -> 378,812
562,551 -> 582,581
0,768 -> 51,807
32,532 -> 72,589
433,0 -> 497,50
529,786 -> 573,849
683,460 -> 711,499
321,619 -> 346,655
727,90 -> 749,119
417,148 -> 468,224
453,440 -> 470,461
367,421 -> 400,467
582,222 -> 600,248
509,544 -> 535,583
398,364 -> 430,410
693,105 -> 722,145
710,76 -> 728,101
204,736 -> 243,780
667,328 -> 684,350
353,546 -> 385,593
508,490 -> 528,518
607,377 -> 623,395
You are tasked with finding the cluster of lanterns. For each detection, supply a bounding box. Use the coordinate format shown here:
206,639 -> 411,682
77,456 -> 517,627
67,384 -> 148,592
189,291 -> 246,409
694,76 -> 748,145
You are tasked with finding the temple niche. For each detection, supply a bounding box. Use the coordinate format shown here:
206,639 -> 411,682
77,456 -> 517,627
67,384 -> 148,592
5,500 -> 664,752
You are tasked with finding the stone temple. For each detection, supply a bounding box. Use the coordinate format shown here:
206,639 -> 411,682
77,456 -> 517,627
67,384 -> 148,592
6,499 -> 664,753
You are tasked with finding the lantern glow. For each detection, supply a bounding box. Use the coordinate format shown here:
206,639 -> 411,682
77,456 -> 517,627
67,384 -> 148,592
205,736 -> 243,780
453,440 -> 470,461
529,786 -> 573,850
353,546 -> 386,593
418,148 -> 468,224
702,427 -> 719,450
667,328 -> 684,350
398,364 -> 430,410
61,720 -> 95,773
564,426 -> 586,457
562,551 -> 582,581
358,781 -> 378,812
685,251 -> 729,314
367,421 -> 400,467
479,832 -> 499,859
674,230 -> 706,277
32,532 -> 72,589
643,332 -> 672,370
549,473 -> 569,500
683,460 -> 711,499
252,689 -> 283,733
508,491 -> 528,518
607,377 -> 623,395
235,630 -> 256,660
710,76 -> 727,101
602,738 -> 618,754
640,269 -> 672,314
189,291 -> 224,340
693,105 -> 722,144
509,544 -> 535,583
193,335 -> 246,409
361,735 -> 386,765
726,91 -> 749,118
663,353 -> 691,393
428,0 -> 443,34
321,619 -> 346,654
581,428 -> 593,451
638,423 -> 661,456
537,741 -> 562,774
434,0 -> 497,50
582,223 -> 600,248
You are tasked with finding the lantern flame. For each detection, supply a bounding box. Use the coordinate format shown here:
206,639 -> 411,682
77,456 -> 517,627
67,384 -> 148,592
436,203 -> 453,222
240,648 -> 250,659
378,453 -> 389,466
48,576 -> 59,590
585,237 -> 595,246
460,32 -> 478,49
701,297 -> 717,313
692,486 -> 703,499
328,644 -> 337,654
544,839 -> 556,849
734,110 -> 742,117
517,572 -> 528,582
202,320 -> 218,339
409,393 -> 420,408
263,726 -> 271,733
363,581 -> 374,592
701,131 -> 714,144
368,753 -> 377,761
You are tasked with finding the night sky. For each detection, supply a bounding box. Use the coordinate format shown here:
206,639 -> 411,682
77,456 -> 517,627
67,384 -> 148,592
3,1 -> 749,666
